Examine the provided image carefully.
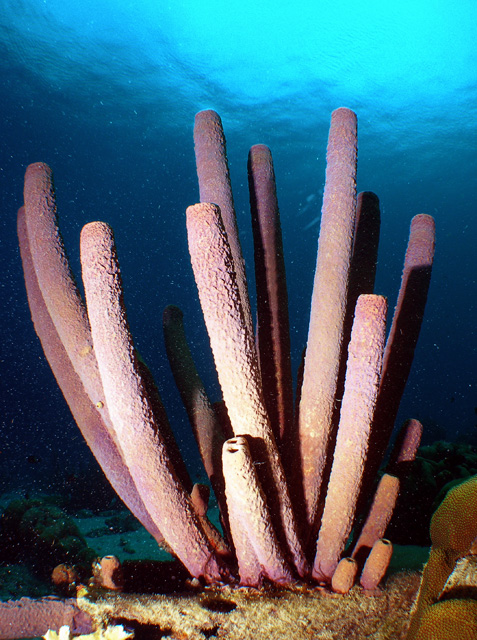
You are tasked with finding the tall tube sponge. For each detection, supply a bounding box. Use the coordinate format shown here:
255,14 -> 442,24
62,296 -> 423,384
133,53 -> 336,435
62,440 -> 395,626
248,144 -> 294,456
192,109 -> 308,579
189,109 -> 435,587
18,163 -> 231,583
313,294 -> 387,581
79,221 -> 230,584
354,214 -> 435,522
186,202 -> 309,580
18,164 -> 165,547
162,304 -> 228,517
15,108 -> 437,598
370,213 -> 435,473
223,436 -> 294,586
294,108 -> 358,541
194,110 -> 254,342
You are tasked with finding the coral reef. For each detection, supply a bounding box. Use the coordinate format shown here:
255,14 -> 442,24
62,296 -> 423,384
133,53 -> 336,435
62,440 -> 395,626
406,475 -> 477,639
3,108 -> 439,638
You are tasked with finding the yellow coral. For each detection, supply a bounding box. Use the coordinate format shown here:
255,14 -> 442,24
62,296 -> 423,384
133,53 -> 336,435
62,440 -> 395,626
430,476 -> 477,552
407,475 -> 477,639
416,599 -> 477,639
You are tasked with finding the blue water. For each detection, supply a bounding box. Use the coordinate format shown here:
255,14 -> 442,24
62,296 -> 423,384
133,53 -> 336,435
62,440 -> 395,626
1,0 -> 477,492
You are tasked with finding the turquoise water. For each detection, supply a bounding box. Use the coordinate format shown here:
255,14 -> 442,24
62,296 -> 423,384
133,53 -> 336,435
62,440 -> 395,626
1,0 -> 477,489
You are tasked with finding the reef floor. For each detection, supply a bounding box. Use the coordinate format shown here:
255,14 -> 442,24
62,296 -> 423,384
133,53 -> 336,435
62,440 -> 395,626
78,571 -> 421,640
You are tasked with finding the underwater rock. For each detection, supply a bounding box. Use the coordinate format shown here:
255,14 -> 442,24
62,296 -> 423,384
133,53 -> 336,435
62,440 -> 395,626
0,597 -> 93,640
0,498 -> 96,580
77,572 -> 420,640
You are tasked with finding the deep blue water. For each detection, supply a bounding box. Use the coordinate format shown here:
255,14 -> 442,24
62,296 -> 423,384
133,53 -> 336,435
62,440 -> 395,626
1,0 -> 477,494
